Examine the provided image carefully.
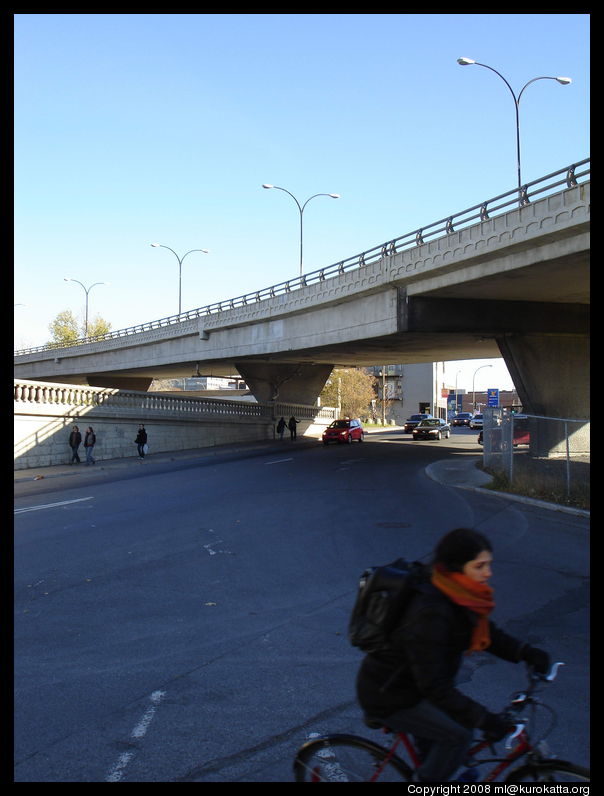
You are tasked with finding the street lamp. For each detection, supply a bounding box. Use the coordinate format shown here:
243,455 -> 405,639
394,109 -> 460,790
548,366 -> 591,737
262,184 -> 340,276
454,369 -> 462,413
457,57 -> 571,206
472,364 -> 493,411
150,243 -> 209,315
63,278 -> 109,337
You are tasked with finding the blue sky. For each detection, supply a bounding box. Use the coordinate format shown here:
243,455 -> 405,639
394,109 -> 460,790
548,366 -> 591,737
13,13 -> 590,392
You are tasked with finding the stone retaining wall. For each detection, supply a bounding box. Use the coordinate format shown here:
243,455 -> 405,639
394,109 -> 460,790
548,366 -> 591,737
14,379 -> 335,469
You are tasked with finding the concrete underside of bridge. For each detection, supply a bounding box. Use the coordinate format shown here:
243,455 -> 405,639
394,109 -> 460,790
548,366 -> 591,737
20,296 -> 589,428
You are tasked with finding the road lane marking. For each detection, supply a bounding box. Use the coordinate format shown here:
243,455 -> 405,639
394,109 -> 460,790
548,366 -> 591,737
106,690 -> 166,782
265,458 -> 293,465
202,528 -> 233,556
14,497 -> 94,514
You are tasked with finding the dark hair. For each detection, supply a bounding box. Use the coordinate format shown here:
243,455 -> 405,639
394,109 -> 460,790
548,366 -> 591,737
433,528 -> 492,572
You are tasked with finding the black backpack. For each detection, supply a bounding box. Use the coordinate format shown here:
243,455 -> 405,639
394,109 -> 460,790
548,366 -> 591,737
348,558 -> 427,653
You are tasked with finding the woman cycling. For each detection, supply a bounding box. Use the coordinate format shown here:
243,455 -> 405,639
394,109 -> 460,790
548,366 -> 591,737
356,527 -> 550,782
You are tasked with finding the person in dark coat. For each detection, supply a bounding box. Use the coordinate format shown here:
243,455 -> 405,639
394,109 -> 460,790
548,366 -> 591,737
288,416 -> 299,441
84,426 -> 96,465
356,527 -> 550,782
276,417 -> 286,440
68,425 -> 82,464
135,424 -> 147,458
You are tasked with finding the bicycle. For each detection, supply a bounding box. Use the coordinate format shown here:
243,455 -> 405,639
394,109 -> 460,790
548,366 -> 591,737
293,662 -> 589,782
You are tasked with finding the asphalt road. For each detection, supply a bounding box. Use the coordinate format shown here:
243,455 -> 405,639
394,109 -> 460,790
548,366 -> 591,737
13,430 -> 590,782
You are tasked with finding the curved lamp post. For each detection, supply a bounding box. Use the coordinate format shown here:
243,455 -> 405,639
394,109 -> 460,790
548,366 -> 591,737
262,184 -> 340,276
63,278 -> 109,337
457,58 -> 571,206
150,243 -> 209,315
472,364 -> 493,411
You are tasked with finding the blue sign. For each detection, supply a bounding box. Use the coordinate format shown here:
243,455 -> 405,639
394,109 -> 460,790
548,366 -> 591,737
487,388 -> 499,407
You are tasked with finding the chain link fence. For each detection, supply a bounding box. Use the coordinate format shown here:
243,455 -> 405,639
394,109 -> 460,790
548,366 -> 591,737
481,407 -> 590,509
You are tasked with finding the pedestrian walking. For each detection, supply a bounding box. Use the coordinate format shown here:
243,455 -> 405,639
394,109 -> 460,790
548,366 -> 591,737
276,417 -> 286,440
69,425 -> 82,464
288,416 -> 299,441
84,426 -> 96,465
135,424 -> 148,458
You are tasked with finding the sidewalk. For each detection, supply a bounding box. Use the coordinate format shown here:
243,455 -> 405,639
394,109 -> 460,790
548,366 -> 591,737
14,433 -> 588,517
13,436 -> 320,484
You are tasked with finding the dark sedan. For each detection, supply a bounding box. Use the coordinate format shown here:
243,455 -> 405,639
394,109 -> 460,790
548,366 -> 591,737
403,413 -> 433,433
412,418 -> 451,440
451,412 -> 473,426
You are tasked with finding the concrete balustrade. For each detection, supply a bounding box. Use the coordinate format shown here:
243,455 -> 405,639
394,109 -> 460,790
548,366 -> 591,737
14,379 -> 336,470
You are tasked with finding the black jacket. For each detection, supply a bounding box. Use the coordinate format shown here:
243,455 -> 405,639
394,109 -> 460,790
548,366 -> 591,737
356,580 -> 526,730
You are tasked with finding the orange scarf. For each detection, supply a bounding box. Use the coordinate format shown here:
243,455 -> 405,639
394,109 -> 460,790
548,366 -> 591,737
431,564 -> 495,652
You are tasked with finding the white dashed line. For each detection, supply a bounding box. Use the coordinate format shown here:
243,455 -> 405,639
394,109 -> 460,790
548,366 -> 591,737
106,690 -> 166,782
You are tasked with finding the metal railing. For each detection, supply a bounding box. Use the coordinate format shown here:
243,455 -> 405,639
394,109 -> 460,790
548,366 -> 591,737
14,158 -> 589,357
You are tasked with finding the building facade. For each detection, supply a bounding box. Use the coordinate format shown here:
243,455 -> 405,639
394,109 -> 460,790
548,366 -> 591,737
369,364 -> 520,424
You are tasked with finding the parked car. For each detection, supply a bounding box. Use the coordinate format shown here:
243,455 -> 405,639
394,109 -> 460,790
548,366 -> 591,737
511,416 -> 531,446
412,418 -> 451,440
403,413 -> 433,433
322,418 -> 364,445
478,416 -> 530,447
451,412 -> 473,427
469,413 -> 484,429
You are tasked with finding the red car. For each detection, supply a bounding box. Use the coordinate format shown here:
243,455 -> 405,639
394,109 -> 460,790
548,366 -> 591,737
511,416 -> 531,446
478,416 -> 530,447
322,418 -> 364,445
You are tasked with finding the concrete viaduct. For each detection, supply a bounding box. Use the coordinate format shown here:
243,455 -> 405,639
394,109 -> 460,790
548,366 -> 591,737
14,170 -> 590,433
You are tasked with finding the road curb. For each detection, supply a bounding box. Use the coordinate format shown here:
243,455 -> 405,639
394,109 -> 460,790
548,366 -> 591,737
425,459 -> 590,518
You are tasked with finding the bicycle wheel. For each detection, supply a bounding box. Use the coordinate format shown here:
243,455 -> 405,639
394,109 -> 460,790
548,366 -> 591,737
293,734 -> 412,782
505,760 -> 590,782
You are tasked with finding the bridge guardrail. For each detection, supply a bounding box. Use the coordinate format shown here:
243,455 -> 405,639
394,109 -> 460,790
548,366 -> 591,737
14,158 -> 589,357
13,379 -> 337,422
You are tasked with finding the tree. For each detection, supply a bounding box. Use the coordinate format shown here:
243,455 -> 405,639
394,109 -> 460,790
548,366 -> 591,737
48,309 -> 80,347
320,367 -> 377,419
47,309 -> 112,346
86,314 -> 112,340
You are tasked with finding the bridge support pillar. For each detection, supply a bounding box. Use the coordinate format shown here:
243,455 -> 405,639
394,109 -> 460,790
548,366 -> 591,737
496,333 -> 590,456
235,362 -> 333,407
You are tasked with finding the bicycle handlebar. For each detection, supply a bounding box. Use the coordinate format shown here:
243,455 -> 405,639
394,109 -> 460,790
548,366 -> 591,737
501,662 -> 564,749
542,661 -> 564,682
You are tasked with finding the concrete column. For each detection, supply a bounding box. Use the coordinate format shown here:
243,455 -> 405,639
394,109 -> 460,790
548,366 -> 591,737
496,333 -> 589,456
235,362 -> 334,406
